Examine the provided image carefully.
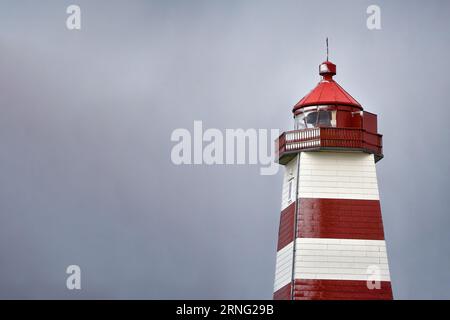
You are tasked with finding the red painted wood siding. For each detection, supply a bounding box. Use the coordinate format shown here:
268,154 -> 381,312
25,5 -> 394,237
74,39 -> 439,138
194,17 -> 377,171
297,198 -> 385,240
277,202 -> 295,251
293,279 -> 393,300
273,283 -> 292,300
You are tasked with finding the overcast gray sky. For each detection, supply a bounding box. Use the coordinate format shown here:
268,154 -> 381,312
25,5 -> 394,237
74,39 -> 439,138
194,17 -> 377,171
0,0 -> 449,299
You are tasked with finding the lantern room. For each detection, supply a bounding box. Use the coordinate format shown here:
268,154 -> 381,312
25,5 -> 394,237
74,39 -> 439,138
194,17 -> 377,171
292,60 -> 378,133
276,60 -> 383,165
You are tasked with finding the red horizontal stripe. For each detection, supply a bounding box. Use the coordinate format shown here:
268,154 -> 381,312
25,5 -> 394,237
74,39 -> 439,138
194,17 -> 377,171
276,198 -> 386,253
293,279 -> 393,300
277,202 -> 295,251
297,198 -> 385,240
273,280 -> 393,300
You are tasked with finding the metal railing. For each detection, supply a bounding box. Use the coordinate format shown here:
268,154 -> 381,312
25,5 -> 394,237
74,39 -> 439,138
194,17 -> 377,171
277,127 -> 383,163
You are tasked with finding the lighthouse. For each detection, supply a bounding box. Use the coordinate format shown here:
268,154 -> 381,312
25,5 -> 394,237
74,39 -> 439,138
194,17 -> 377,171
273,57 -> 393,300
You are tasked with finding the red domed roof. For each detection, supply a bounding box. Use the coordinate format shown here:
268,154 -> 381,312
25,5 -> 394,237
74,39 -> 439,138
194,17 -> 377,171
293,61 -> 362,112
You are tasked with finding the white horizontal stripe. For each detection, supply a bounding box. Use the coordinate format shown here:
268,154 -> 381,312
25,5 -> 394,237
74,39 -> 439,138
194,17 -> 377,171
273,242 -> 293,292
273,238 -> 392,293
298,152 -> 380,200
294,238 -> 391,282
280,157 -> 298,211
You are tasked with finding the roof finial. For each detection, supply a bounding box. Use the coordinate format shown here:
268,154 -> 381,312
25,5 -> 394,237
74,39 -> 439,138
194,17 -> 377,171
326,37 -> 329,61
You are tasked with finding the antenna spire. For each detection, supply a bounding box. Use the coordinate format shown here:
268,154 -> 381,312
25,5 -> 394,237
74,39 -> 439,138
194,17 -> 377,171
326,37 -> 329,61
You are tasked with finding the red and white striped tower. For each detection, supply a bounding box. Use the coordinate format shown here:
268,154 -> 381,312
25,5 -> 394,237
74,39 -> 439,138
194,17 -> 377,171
273,58 -> 393,300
